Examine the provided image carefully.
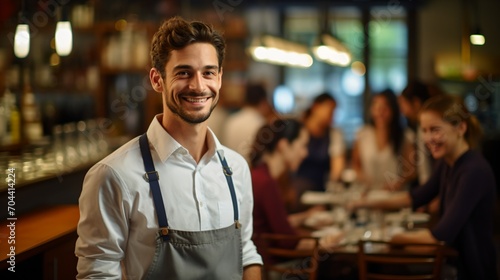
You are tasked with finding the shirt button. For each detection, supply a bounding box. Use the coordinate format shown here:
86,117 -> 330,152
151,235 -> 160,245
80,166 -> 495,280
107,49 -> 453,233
199,202 -> 203,207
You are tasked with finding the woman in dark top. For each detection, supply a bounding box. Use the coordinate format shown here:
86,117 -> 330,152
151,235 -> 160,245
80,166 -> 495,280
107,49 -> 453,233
295,93 -> 346,192
350,94 -> 498,280
250,119 -> 342,256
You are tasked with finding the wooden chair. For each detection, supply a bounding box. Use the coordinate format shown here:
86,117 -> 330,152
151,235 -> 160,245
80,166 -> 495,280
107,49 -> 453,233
258,233 -> 320,280
357,240 -> 446,280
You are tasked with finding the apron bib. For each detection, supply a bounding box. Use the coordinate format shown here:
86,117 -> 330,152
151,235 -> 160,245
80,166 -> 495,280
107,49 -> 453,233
138,134 -> 243,280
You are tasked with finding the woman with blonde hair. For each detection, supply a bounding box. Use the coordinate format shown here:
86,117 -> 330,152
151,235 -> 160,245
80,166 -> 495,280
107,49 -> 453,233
350,94 -> 498,279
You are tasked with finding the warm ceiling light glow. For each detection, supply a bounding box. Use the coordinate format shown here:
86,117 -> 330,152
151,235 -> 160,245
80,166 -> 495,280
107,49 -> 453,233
115,19 -> 128,31
14,24 -> 30,58
470,34 -> 485,45
55,21 -> 73,56
312,34 -> 351,67
351,61 -> 366,76
248,35 -> 313,68
50,53 -> 61,66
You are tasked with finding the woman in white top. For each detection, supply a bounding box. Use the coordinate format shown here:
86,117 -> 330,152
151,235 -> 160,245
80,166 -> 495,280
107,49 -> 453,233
352,89 -> 415,191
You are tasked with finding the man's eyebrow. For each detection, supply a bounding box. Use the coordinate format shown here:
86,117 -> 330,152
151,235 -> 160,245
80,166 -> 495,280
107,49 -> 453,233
172,65 -> 220,71
172,65 -> 193,71
205,65 -> 219,70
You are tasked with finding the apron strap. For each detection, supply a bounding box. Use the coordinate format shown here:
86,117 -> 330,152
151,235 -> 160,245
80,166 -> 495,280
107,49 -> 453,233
217,152 -> 241,229
139,133 -> 170,240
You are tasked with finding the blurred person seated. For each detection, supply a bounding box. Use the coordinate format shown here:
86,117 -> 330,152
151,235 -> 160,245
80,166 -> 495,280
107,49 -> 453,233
223,83 -> 276,164
294,92 -> 346,193
349,94 -> 498,280
399,80 -> 443,187
250,118 -> 343,255
351,89 -> 415,191
399,80 -> 443,214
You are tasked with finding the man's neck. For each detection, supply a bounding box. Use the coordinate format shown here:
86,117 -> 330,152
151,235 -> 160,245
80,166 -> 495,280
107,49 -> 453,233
161,114 -> 208,163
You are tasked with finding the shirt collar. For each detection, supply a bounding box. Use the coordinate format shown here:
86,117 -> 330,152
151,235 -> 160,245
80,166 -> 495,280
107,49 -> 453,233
146,114 -> 225,162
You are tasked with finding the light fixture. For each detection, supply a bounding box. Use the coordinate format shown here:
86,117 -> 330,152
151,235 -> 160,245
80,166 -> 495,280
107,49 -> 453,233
470,28 -> 485,45
311,6 -> 351,67
55,7 -> 73,56
312,33 -> 351,67
14,23 -> 30,58
14,0 -> 30,58
247,35 -> 313,68
55,21 -> 73,56
469,0 -> 485,46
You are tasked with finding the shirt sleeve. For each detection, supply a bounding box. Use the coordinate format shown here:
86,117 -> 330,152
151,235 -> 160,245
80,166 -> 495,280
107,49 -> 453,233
410,160 -> 443,210
329,128 -> 346,157
75,163 -> 131,279
239,164 -> 264,267
430,163 -> 489,243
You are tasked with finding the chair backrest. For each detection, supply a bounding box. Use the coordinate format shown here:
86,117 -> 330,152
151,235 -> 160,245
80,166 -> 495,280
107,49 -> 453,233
357,240 -> 446,280
258,233 -> 320,280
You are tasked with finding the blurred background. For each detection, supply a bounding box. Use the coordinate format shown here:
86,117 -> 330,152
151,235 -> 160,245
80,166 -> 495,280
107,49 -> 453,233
0,1 -> 499,278
1,0 -> 499,145
0,0 -> 499,189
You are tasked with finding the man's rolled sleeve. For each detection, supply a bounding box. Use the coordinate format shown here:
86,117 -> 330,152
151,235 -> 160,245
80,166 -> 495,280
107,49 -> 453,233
75,163 -> 131,279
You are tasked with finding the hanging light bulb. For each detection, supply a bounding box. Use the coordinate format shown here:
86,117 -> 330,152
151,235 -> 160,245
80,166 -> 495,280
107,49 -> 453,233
55,21 -> 73,56
470,28 -> 485,45
14,23 -> 30,58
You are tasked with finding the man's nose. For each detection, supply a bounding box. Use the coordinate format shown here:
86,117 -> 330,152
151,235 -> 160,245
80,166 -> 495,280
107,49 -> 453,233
188,72 -> 205,93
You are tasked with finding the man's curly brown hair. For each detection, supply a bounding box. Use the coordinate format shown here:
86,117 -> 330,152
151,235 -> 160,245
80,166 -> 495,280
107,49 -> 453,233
150,16 -> 226,78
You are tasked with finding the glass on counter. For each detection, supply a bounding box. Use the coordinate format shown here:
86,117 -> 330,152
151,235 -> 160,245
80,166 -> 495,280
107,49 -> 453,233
1,118 -> 115,188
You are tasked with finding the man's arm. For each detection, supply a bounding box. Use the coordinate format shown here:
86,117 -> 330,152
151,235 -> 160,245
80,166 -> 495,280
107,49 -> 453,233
75,164 -> 128,279
243,264 -> 262,280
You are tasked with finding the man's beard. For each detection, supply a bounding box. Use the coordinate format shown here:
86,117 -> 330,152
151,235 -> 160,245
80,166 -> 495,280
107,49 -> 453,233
166,92 -> 218,124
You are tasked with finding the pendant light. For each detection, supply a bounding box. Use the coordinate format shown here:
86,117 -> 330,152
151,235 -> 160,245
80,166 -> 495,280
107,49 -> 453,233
248,35 -> 313,68
55,7 -> 73,56
311,6 -> 351,67
14,0 -> 30,58
246,5 -> 313,68
469,0 -> 485,46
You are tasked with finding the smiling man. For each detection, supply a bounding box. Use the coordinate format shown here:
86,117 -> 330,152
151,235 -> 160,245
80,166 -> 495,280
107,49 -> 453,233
75,17 -> 263,279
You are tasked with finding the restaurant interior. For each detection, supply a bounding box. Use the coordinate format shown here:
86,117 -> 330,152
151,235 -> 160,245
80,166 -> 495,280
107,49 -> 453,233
0,0 -> 499,279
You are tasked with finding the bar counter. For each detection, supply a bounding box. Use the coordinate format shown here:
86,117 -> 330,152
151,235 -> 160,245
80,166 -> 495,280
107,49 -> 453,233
0,134 -> 130,278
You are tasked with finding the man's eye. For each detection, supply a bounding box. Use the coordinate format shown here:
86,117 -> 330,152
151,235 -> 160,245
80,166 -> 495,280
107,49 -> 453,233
176,71 -> 189,76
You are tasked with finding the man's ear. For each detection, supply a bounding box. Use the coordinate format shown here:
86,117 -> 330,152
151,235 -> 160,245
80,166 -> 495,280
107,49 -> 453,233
150,68 -> 164,93
217,67 -> 223,90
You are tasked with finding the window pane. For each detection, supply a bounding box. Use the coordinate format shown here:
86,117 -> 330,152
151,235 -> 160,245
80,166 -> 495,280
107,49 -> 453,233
369,14 -> 408,94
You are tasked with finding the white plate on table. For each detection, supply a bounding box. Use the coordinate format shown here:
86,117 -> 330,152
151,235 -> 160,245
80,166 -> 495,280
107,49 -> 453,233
300,191 -> 335,205
311,225 -> 342,238
303,211 -> 335,228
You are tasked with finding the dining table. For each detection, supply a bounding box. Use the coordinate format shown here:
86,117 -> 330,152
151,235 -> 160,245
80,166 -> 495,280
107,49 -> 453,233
297,183 -> 456,279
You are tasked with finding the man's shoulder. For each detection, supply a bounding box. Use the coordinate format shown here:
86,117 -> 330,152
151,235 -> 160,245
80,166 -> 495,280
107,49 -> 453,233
219,145 -> 247,162
218,146 -> 250,172
94,136 -> 142,171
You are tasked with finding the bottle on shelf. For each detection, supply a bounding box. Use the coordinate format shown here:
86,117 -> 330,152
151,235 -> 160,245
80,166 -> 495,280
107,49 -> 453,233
21,74 -> 43,143
1,87 -> 21,145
